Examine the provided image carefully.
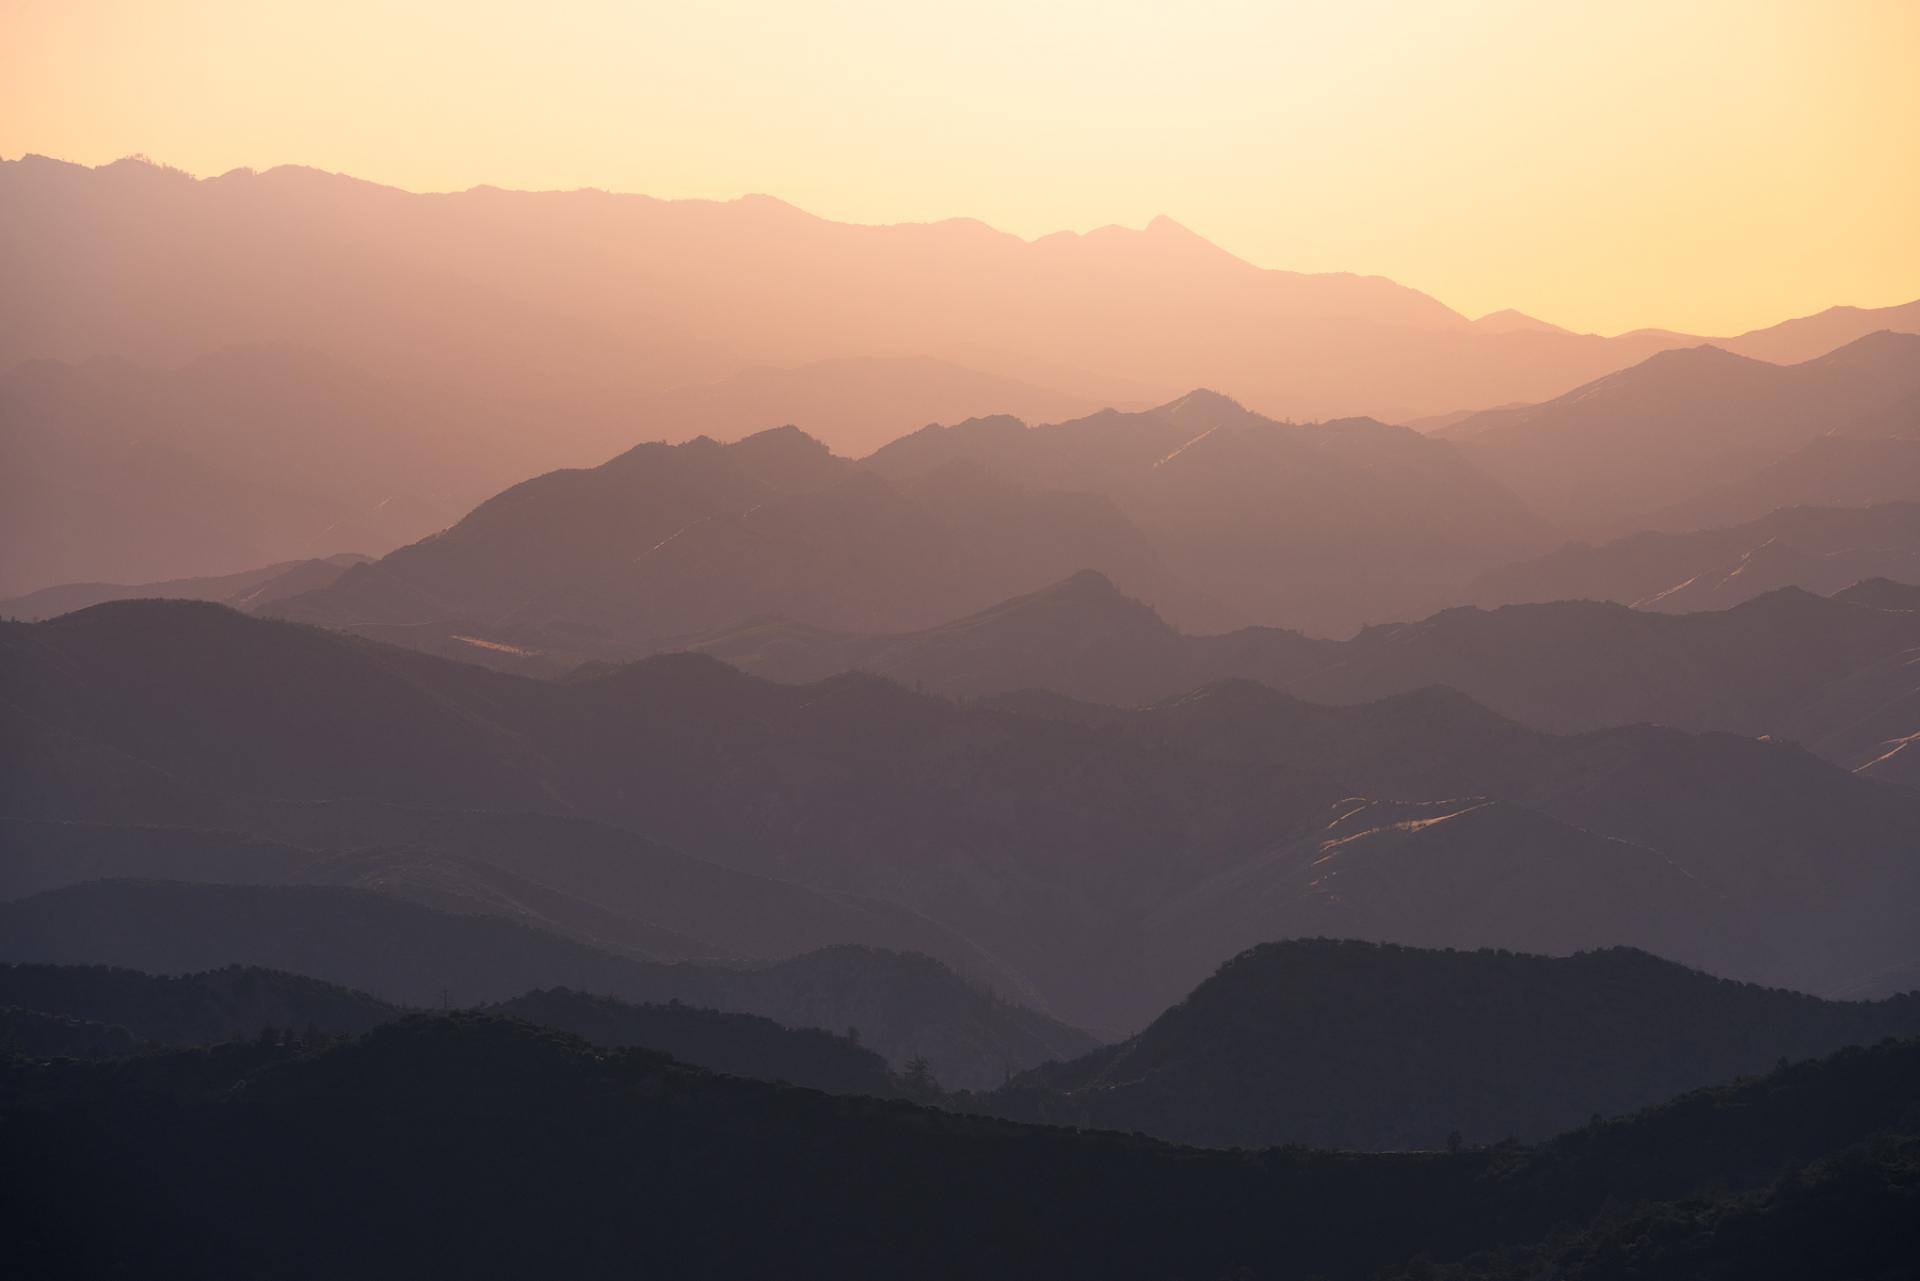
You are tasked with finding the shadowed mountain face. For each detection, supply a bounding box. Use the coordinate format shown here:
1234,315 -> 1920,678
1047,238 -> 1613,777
6,1011 -> 1918,1280
994,940 -> 1920,1150
0,882 -> 1091,1089
9,600 -> 1920,1032
1447,332 -> 1920,537
14,155 -> 1915,445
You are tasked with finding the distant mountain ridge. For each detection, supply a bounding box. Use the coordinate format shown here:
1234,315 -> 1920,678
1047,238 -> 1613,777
667,565 -> 1920,780
269,390 -> 1552,642
9,153 -> 1914,436
1473,501 -> 1920,614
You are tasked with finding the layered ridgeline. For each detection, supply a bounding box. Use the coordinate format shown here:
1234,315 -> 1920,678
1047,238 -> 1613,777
0,885 -> 1090,1090
0,962 -> 901,1097
97,336 -> 1920,644
8,601 -> 1920,1033
264,390 -> 1550,642
15,333 -> 1920,635
991,940 -> 1920,1149
14,940 -> 1917,1155
5,1011 -> 1916,1279
669,567 -> 1920,778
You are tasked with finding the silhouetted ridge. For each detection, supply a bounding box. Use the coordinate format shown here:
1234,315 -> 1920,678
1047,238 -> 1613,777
0,881 -> 1091,1088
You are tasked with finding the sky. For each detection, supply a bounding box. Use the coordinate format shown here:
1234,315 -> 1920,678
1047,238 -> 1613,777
5,0 -> 1917,336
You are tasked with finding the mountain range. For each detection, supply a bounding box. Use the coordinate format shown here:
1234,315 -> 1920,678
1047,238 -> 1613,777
9,598 -> 1920,1033
10,316 -> 1920,628
257,390 -> 1553,641
8,140 -> 1920,1279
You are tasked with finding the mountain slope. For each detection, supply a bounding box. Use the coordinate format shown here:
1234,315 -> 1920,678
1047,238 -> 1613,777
1472,501 -> 1920,611
0,880 -> 1093,1088
1450,332 -> 1920,536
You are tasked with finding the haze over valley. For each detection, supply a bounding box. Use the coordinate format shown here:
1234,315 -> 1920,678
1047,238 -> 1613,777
5,4 -> 1920,1276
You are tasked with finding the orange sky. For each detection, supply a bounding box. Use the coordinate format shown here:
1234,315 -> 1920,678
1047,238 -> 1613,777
5,0 -> 1916,337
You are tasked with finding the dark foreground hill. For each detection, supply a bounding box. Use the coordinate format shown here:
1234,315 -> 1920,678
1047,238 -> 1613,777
3,1014 -> 1915,1280
991,940 -> 1920,1150
0,882 -> 1092,1089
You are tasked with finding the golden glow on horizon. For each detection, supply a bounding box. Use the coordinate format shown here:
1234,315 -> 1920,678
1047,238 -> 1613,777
4,0 -> 1917,336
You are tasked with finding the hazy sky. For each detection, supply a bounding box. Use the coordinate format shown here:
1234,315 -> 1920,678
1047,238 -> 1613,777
6,0 -> 1916,336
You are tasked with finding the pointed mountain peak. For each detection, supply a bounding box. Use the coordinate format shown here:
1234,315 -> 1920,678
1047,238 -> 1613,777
729,423 -> 833,455
1041,568 -> 1126,600
1473,308 -> 1573,336
1808,328 -> 1920,368
1157,388 -> 1244,414
1145,214 -> 1201,238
